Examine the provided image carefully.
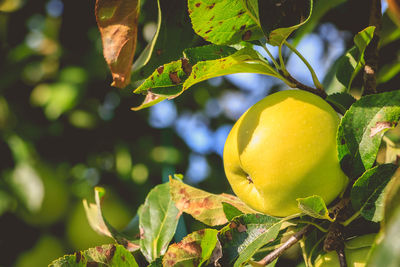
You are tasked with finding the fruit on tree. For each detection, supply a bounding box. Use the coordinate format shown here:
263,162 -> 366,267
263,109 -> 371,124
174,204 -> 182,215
314,233 -> 377,267
223,90 -> 348,217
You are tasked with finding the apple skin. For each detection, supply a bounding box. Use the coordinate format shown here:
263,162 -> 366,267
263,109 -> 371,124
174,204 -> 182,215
314,234 -> 377,267
223,90 -> 348,217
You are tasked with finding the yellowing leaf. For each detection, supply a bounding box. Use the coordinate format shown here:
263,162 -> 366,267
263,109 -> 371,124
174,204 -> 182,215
170,177 -> 257,226
95,0 -> 139,88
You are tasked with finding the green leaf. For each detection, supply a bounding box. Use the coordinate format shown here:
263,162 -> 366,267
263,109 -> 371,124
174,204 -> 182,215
131,0 -> 200,80
377,57 -> 400,84
325,92 -> 356,115
169,177 -> 257,226
183,47 -> 278,91
335,26 -> 375,91
367,207 -> 400,267
49,244 -> 138,267
83,187 -> 140,251
297,195 -> 332,221
383,172 -> 400,228
162,229 -> 220,267
138,182 -> 180,262
380,11 -> 400,48
292,0 -> 346,46
351,164 -> 398,222
183,44 -> 238,65
258,0 -> 313,46
219,213 -> 283,267
188,0 -> 263,45
337,90 -> 400,178
222,202 -> 244,221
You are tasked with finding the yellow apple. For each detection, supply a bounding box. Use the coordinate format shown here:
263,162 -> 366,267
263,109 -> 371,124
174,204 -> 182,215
314,234 -> 376,267
223,90 -> 348,217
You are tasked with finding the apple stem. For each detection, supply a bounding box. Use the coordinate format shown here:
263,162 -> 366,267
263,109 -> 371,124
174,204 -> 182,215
336,247 -> 348,267
254,225 -> 311,266
282,71 -> 328,99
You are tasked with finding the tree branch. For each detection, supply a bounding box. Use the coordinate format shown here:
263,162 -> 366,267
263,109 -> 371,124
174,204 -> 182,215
363,0 -> 382,95
283,72 -> 328,99
254,225 -> 311,266
337,247 -> 348,267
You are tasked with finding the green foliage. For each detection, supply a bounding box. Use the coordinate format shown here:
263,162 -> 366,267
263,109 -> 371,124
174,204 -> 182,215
337,90 -> 400,178
296,195 -> 332,221
49,244 -> 138,267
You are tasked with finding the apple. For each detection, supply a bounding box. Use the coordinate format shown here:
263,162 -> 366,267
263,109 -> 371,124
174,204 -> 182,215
223,90 -> 348,217
314,234 -> 377,267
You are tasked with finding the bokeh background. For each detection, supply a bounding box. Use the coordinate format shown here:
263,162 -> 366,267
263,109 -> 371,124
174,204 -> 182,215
1,0 -> 399,266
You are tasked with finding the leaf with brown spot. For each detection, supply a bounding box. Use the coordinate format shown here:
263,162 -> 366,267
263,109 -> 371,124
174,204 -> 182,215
170,177 -> 257,226
163,229 -> 220,267
95,0 -> 139,88
49,244 -> 138,266
337,90 -> 400,179
188,0 -> 263,45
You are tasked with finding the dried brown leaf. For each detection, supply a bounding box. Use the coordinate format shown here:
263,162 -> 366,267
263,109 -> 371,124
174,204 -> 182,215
95,0 -> 139,88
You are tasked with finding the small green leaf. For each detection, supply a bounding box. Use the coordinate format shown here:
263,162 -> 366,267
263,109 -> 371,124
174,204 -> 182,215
138,182 -> 180,262
367,207 -> 400,267
297,195 -> 332,221
183,47 -> 278,91
337,90 -> 400,178
163,229 -> 220,267
222,202 -> 244,221
49,244 -> 138,267
219,213 -> 283,267
325,92 -> 356,115
83,187 -> 140,251
335,26 -> 375,91
188,0 -> 263,45
170,177 -> 257,226
351,164 -> 398,222
259,0 -> 313,46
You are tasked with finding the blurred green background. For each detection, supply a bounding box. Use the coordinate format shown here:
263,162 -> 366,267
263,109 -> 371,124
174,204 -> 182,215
1,0 -> 400,266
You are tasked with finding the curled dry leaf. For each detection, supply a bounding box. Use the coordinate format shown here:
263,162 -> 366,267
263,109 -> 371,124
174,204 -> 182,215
95,0 -> 139,88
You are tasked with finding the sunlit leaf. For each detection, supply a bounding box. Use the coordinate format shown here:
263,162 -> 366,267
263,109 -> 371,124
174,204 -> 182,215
297,195 -> 332,221
170,177 -> 257,226
383,171 -> 400,228
183,44 -> 238,64
182,47 -> 278,90
163,229 -> 220,266
219,213 -> 283,267
83,187 -> 140,252
351,164 -> 398,222
138,182 -> 180,262
259,0 -> 312,46
337,90 -> 400,178
335,26 -> 375,91
188,0 -> 263,45
49,244 -> 138,267
95,0 -> 139,88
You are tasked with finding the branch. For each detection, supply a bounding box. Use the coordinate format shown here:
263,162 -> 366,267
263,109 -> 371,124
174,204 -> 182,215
363,0 -> 382,95
283,72 -> 328,99
254,225 -> 311,266
336,247 -> 348,267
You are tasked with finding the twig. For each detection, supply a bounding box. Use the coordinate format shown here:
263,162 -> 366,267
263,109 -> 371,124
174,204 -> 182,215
363,0 -> 382,95
283,72 -> 328,99
337,247 -> 348,267
255,225 -> 311,266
